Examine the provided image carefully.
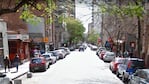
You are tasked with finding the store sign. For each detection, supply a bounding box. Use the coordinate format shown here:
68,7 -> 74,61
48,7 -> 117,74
8,34 -> 29,41
21,35 -> 29,41
8,34 -> 20,39
43,37 -> 49,43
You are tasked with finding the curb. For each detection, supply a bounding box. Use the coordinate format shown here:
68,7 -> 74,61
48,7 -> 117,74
11,71 -> 28,80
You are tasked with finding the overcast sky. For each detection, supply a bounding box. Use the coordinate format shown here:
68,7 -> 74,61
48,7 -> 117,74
75,1 -> 92,33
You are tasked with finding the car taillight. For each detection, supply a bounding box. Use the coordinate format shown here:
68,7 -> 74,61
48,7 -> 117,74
30,63 -> 34,67
127,61 -> 132,68
114,63 -> 119,70
41,61 -> 46,64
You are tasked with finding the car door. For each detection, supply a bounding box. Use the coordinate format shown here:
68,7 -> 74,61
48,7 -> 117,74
131,71 -> 141,84
139,71 -> 149,84
50,54 -> 57,63
118,59 -> 127,75
131,70 -> 147,84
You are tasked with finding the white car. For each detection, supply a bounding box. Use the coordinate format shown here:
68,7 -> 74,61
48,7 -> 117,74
103,51 -> 116,62
0,73 -> 12,84
42,53 -> 57,64
58,47 -> 70,55
55,50 -> 66,59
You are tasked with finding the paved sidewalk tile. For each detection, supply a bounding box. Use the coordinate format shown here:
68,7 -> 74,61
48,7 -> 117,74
0,62 -> 29,80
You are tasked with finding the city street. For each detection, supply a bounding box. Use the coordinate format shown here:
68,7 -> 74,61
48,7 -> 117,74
18,47 -> 124,84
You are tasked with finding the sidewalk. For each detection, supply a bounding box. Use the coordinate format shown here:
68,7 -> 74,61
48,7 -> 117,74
0,61 -> 29,80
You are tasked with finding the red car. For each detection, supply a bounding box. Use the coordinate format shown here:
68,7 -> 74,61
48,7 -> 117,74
29,57 -> 49,72
109,57 -> 125,73
99,50 -> 106,59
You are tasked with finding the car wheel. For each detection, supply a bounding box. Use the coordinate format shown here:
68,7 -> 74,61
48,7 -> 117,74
127,80 -> 131,84
43,66 -> 47,72
116,71 -> 120,77
122,75 -> 125,82
9,81 -> 12,84
48,64 -> 50,69
29,68 -> 33,72
110,67 -> 115,73
122,74 -> 128,83
109,66 -> 112,70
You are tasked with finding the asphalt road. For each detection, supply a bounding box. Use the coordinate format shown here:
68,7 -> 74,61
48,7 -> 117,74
18,47 -> 124,84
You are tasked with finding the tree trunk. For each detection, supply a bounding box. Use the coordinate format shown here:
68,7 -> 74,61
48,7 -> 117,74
137,17 -> 141,57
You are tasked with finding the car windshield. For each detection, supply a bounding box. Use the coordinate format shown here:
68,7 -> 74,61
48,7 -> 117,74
53,52 -> 58,56
31,58 -> 42,63
116,58 -> 125,63
42,55 -> 50,58
131,60 -> 145,68
106,52 -> 115,56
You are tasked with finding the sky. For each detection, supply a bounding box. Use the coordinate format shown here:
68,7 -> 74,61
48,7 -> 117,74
75,1 -> 92,33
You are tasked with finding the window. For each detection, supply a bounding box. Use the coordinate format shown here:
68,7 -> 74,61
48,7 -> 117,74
138,71 -> 147,79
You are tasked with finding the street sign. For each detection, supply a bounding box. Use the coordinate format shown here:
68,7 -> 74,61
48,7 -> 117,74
43,37 -> 49,43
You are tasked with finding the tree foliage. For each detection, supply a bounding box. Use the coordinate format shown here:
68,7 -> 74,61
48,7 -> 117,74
100,0 -> 145,19
65,17 -> 85,43
0,0 -> 56,24
87,30 -> 99,44
100,0 -> 144,56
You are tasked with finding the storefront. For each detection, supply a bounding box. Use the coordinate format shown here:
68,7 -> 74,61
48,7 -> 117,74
0,21 -> 9,68
8,34 -> 30,63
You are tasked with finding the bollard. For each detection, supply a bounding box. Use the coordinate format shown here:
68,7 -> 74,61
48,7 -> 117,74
27,72 -> 32,78
14,79 -> 22,84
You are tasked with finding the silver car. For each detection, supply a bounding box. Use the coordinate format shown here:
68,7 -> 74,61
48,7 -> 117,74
0,73 -> 12,84
102,51 -> 116,62
42,53 -> 57,65
129,69 -> 149,84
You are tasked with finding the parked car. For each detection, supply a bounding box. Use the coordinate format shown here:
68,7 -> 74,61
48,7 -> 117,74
128,69 -> 149,84
82,44 -> 87,49
79,45 -> 84,51
29,57 -> 49,72
90,45 -> 98,51
58,47 -> 70,55
55,50 -> 65,59
68,46 -> 76,51
109,57 -> 125,73
102,51 -> 116,62
0,73 -> 12,84
98,50 -> 107,59
96,47 -> 106,56
116,57 -> 145,82
42,53 -> 57,65
50,51 -> 60,60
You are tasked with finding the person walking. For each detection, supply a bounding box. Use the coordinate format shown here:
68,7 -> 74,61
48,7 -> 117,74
13,54 -> 20,72
3,56 -> 10,73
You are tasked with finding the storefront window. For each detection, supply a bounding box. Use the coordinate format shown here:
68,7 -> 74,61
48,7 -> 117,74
0,33 -> 3,48
0,33 -> 3,55
0,33 -> 4,68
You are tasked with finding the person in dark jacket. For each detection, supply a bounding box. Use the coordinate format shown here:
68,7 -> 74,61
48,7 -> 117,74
3,56 -> 10,73
13,54 -> 20,72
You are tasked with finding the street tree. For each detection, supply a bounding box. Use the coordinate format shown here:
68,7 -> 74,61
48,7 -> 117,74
65,17 -> 85,44
0,0 -> 56,24
100,0 -> 145,56
87,29 -> 99,45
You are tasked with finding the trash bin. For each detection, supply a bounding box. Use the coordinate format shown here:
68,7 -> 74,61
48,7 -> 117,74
27,72 -> 32,78
14,79 -> 22,84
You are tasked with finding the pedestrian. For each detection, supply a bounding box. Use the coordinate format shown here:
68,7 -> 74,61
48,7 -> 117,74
3,56 -> 10,73
13,54 -> 20,72
124,50 -> 129,57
